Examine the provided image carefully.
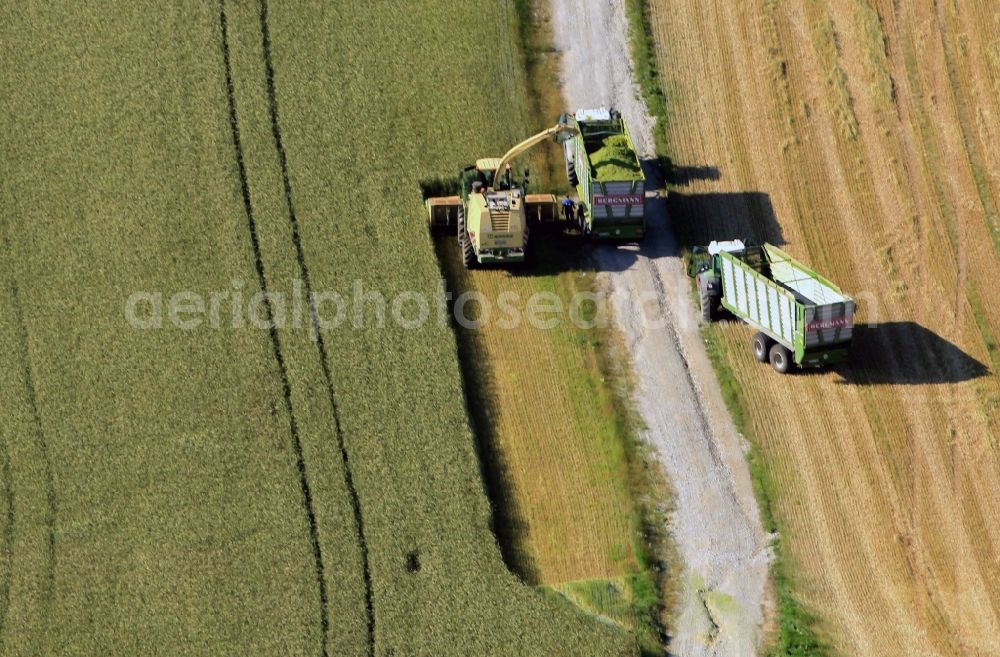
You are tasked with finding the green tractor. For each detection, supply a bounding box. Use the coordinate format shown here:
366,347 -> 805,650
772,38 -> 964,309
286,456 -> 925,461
425,117 -> 578,267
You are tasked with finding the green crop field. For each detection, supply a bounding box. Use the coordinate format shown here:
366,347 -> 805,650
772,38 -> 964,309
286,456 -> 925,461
0,1 -> 636,655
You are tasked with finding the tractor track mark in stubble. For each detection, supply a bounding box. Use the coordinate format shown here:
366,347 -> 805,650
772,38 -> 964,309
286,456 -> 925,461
0,226 -> 57,648
256,2 -> 376,655
0,247 -> 14,646
0,416 -> 11,645
218,5 -> 331,656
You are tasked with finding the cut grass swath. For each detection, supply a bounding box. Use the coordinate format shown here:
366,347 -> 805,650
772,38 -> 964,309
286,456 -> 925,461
435,232 -> 670,653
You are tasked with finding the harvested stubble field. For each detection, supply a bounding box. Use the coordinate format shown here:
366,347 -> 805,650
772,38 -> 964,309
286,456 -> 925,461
647,0 -> 1000,655
0,1 -> 637,656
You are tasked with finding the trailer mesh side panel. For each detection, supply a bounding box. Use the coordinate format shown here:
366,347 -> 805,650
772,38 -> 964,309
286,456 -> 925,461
723,252 -> 800,347
722,258 -> 737,313
780,295 -> 794,344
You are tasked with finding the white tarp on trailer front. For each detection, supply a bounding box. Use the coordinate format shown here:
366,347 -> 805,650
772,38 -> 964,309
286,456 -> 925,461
765,244 -> 847,305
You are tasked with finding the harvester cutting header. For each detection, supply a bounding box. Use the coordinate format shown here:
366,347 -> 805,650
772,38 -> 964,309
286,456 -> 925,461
425,109 -> 647,267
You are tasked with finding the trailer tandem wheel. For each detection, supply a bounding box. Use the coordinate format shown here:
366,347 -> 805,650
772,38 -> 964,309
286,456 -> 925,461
752,332 -> 772,363
768,343 -> 792,374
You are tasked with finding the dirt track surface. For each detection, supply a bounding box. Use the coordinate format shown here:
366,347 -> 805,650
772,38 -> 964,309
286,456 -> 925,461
551,2 -> 771,655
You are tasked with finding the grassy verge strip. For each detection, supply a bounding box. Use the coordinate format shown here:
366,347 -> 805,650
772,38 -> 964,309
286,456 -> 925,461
623,0 -> 670,159
512,0 -> 565,187
594,313 -> 673,656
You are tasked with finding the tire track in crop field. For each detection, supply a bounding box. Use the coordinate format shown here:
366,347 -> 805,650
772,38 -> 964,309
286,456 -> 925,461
0,434 -> 12,645
0,227 -> 57,648
256,1 -> 376,654
0,258 -> 15,643
218,5 -> 331,656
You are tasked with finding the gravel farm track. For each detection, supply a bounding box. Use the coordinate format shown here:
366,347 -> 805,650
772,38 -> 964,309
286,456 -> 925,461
552,2 -> 771,657
642,1 -> 1000,656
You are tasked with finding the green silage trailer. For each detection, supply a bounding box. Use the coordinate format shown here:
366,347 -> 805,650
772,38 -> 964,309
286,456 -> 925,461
563,108 -> 646,240
689,240 -> 855,373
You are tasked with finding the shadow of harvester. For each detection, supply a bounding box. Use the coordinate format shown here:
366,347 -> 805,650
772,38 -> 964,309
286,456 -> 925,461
836,322 -> 990,385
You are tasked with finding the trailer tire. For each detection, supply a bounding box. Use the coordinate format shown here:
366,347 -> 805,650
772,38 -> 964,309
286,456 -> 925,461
458,207 -> 475,269
768,343 -> 792,374
700,291 -> 716,322
752,332 -> 771,362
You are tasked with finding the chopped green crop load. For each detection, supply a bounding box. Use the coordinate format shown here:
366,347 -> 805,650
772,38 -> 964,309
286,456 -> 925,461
589,134 -> 642,180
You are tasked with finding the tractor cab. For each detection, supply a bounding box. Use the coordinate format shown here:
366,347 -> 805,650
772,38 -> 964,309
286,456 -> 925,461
688,240 -> 747,277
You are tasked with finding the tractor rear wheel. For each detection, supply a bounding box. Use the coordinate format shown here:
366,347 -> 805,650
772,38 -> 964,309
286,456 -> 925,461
699,290 -> 716,322
768,343 -> 792,374
752,332 -> 771,362
458,206 -> 475,269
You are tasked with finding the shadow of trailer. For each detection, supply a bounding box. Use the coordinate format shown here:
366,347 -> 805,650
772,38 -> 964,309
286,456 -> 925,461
835,322 -> 991,385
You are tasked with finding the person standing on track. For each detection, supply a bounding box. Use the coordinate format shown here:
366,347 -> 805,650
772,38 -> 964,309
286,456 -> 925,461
562,194 -> 576,223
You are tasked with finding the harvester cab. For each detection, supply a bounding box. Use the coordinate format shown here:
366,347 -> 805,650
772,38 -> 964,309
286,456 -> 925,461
424,116 -> 578,268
